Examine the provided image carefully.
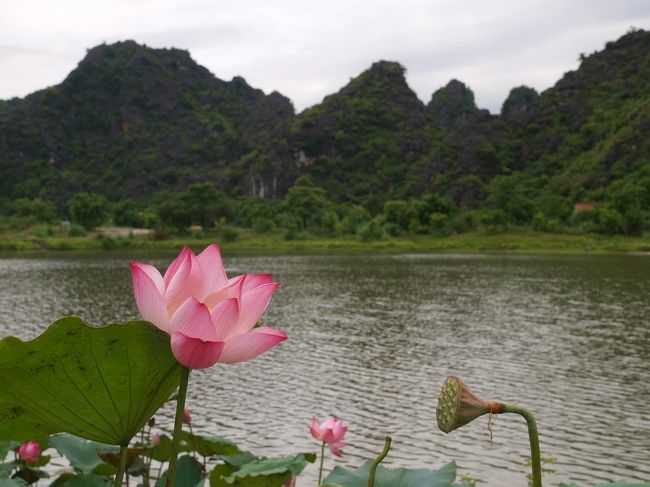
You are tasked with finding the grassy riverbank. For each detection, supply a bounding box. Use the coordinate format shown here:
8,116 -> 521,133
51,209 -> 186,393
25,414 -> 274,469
2,227 -> 650,254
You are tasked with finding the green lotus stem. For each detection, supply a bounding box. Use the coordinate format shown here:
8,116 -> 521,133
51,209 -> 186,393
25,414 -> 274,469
318,440 -> 326,485
368,436 -> 391,487
436,376 -> 544,487
167,366 -> 191,487
113,444 -> 129,487
503,404 -> 542,487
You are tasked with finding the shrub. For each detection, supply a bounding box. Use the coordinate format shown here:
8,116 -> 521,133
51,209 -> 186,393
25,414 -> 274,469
336,205 -> 371,235
477,209 -> 506,234
67,224 -> 87,237
429,212 -> 449,234
253,218 -> 275,233
383,200 -> 415,230
113,199 -> 145,227
595,207 -> 624,235
358,219 -> 384,242
68,193 -> 109,229
221,226 -> 239,242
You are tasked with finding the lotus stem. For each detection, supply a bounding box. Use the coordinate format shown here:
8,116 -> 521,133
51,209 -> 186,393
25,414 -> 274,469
113,444 -> 129,487
368,436 -> 391,487
318,440 -> 326,485
503,404 -> 542,487
167,366 -> 191,487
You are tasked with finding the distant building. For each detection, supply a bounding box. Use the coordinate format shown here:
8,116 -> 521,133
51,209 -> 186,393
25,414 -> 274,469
573,202 -> 594,213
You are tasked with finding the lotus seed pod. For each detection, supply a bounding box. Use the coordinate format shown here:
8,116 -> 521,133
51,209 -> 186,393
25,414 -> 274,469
436,376 -> 504,433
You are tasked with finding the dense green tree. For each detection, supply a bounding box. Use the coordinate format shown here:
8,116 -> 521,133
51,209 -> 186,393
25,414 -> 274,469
337,205 -> 371,235
604,180 -> 646,236
182,183 -> 232,228
413,194 -> 456,226
486,175 -> 533,227
68,193 -> 109,229
234,197 -> 279,227
12,198 -> 58,223
284,179 -> 330,230
383,200 -> 415,231
157,194 -> 193,231
112,199 -> 144,227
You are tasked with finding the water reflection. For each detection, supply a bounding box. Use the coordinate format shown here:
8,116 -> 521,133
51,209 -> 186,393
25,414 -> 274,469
0,252 -> 648,485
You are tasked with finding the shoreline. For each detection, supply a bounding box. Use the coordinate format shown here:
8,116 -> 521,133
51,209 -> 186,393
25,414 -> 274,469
1,231 -> 650,256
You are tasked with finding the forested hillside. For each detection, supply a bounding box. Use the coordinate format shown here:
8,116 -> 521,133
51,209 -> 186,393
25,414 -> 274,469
1,29 -> 648,237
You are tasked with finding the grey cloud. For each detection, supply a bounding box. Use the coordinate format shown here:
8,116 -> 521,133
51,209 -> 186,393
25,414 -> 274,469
1,0 -> 649,112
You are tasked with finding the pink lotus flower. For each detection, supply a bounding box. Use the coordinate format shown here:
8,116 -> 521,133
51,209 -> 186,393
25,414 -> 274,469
130,244 -> 287,369
17,441 -> 41,463
311,417 -> 347,457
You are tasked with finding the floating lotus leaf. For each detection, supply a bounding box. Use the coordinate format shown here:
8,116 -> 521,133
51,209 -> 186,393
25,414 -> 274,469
0,317 -> 182,445
324,460 -> 457,487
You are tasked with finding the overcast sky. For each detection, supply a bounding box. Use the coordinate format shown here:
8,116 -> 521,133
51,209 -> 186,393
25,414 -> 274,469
1,0 -> 649,113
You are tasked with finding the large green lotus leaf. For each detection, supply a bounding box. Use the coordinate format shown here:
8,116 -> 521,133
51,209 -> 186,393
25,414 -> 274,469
324,460 -> 457,487
181,432 -> 243,457
223,454 -> 315,486
0,317 -> 182,445
48,434 -> 116,473
0,479 -> 27,487
64,473 -> 112,487
156,455 -> 205,487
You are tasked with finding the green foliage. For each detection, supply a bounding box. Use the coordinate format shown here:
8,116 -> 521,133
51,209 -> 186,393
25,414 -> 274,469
429,212 -> 449,234
0,317 -> 181,445
221,226 -> 240,242
486,175 -> 533,227
427,79 -> 478,130
67,224 -> 87,237
156,455 -> 204,487
477,209 -> 506,234
358,219 -> 384,242
68,193 -> 109,229
220,454 -> 314,486
324,460 -> 457,487
336,205 -> 371,235
501,86 -> 538,118
531,212 -> 560,233
2,30 -> 650,239
595,207 -> 624,235
157,194 -> 193,231
235,198 -> 278,228
284,183 -> 330,230
383,200 -> 415,231
252,218 -> 275,233
11,199 -> 58,223
112,199 -> 144,227
48,435 -> 116,473
183,183 -> 233,228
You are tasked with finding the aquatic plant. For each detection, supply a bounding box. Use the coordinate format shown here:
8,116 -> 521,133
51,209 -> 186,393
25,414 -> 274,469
130,243 -> 287,486
311,417 -> 347,483
436,375 -> 542,487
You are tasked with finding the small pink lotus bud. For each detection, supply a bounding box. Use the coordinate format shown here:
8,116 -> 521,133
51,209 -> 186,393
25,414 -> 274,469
17,441 -> 41,463
183,408 -> 191,424
151,433 -> 161,447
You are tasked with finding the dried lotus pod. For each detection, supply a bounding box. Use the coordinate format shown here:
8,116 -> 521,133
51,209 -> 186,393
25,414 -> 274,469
436,376 -> 504,433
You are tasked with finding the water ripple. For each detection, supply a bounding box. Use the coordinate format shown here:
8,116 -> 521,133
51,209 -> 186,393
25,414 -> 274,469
0,252 -> 648,485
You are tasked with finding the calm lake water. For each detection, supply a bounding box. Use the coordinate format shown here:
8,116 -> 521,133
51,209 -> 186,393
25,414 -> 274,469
0,251 -> 649,485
